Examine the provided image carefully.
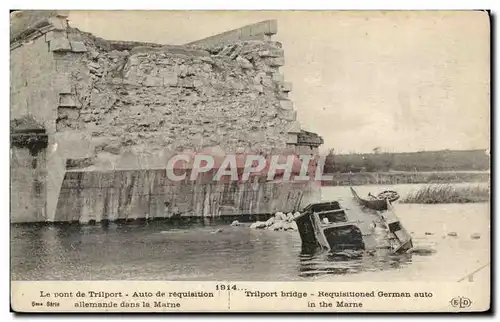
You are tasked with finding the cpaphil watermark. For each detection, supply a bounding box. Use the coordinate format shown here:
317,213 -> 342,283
165,153 -> 333,183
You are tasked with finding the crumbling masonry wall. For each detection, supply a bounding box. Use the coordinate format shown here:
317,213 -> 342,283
55,24 -> 299,166
10,12 -> 318,223
11,12 -> 73,223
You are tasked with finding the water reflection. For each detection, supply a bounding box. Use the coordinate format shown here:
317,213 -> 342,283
11,183 -> 489,282
298,248 -> 412,278
12,219 -> 415,281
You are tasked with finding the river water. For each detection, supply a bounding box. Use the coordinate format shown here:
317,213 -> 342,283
11,184 -> 490,282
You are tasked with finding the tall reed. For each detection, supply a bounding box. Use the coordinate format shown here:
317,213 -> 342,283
400,184 -> 490,204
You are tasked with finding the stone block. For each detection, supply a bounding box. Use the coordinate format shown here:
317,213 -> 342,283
59,94 -> 78,107
249,132 -> 266,142
56,11 -> 70,18
123,73 -> 144,86
178,78 -> 195,88
70,40 -> 87,52
58,107 -> 79,120
66,157 -> 94,169
157,58 -> 170,65
134,45 -> 210,57
286,133 -> 298,144
200,56 -> 214,63
123,78 -> 139,86
115,152 -> 141,170
258,49 -> 284,58
88,48 -> 100,60
45,30 -> 66,42
193,79 -> 204,88
253,84 -> 264,93
279,100 -> 294,110
11,11 -> 57,41
108,78 -> 123,85
236,56 -> 253,69
266,57 -> 285,67
87,61 -> 101,71
128,55 -> 141,66
10,42 -> 22,50
276,91 -> 288,99
254,62 -> 275,73
280,82 -> 293,92
54,74 -> 72,94
186,20 -> 277,49
186,66 -> 196,76
261,76 -> 273,87
48,16 -> 68,30
49,37 -> 71,52
102,143 -> 121,155
272,73 -> 284,83
23,30 -> 42,42
230,81 -> 244,90
279,109 -> 297,121
37,24 -> 55,34
287,121 -> 302,133
270,66 -> 280,74
246,20 -> 278,36
143,76 -> 163,87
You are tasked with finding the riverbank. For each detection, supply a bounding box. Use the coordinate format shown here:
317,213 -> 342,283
321,171 -> 490,186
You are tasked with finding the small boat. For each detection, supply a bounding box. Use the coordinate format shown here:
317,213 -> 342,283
350,187 -> 389,211
294,188 -> 413,254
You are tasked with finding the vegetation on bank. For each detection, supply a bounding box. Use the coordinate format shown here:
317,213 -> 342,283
323,149 -> 490,173
400,184 -> 490,204
321,171 -> 490,186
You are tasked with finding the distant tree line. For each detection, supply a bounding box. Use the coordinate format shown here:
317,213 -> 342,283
323,149 -> 490,173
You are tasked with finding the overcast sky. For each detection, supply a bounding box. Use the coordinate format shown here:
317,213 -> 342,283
68,11 -> 490,153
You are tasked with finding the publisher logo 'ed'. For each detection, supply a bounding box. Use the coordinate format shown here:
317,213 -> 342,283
450,297 -> 472,308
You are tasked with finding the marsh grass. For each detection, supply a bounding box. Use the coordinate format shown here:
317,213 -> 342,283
401,184 -> 490,204
322,171 -> 489,186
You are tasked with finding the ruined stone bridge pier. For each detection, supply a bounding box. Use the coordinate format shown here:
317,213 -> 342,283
10,11 -> 323,224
